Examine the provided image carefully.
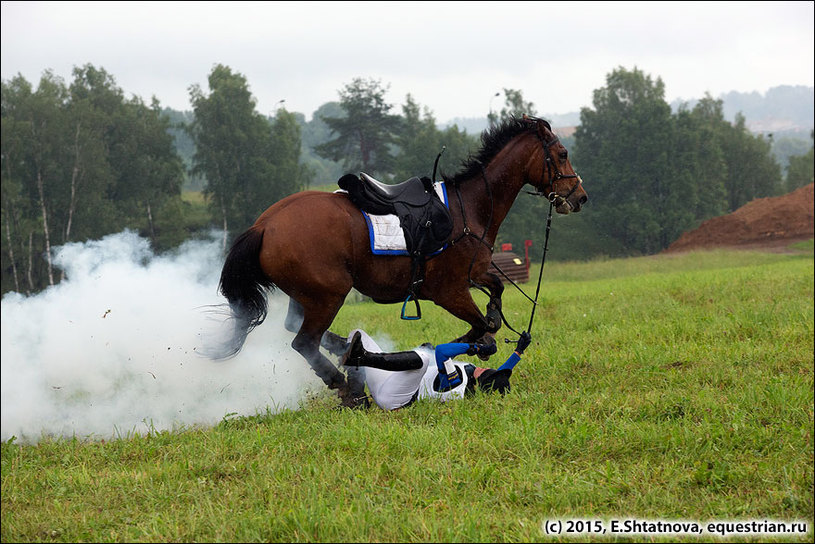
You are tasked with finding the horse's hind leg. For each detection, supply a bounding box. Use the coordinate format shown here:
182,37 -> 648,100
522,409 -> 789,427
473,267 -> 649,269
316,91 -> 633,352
285,298 -> 348,356
284,298 -> 303,332
291,296 -> 366,408
321,331 -> 351,356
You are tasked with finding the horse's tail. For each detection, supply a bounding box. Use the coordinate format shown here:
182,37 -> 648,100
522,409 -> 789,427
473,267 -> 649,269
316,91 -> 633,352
214,226 -> 276,358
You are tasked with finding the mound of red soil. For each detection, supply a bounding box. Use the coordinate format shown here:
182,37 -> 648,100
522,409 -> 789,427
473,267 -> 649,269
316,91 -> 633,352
663,183 -> 814,253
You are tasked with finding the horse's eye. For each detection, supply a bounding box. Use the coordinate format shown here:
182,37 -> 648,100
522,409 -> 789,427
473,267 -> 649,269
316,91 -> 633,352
558,151 -> 568,160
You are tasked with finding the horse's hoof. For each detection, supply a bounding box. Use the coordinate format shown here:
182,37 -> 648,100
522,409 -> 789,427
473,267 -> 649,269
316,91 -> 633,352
339,394 -> 372,410
485,308 -> 502,333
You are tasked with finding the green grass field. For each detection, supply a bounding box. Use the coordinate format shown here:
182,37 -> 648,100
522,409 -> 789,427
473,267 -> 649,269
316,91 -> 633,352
2,244 -> 813,542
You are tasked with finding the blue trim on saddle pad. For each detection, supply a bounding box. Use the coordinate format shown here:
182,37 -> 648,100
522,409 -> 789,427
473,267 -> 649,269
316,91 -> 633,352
363,182 -> 450,256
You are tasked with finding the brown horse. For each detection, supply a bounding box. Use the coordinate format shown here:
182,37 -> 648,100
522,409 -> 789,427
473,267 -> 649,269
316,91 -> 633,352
214,116 -> 587,406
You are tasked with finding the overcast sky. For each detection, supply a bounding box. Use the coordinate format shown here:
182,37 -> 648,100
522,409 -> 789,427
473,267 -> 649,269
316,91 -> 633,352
2,1 -> 813,123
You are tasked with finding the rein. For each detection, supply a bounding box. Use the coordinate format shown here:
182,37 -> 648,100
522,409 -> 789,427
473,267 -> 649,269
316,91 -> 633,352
449,162 -> 495,253
490,193 -> 555,339
522,195 -> 554,335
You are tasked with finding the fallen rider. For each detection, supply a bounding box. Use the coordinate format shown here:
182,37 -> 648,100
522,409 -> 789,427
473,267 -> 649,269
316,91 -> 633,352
340,328 -> 532,410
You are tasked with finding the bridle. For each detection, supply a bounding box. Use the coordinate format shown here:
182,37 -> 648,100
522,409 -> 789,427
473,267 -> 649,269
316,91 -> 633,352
450,116 -> 582,250
526,115 -> 583,208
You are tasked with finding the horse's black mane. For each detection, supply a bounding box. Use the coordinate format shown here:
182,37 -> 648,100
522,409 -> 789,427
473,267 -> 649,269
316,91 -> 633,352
443,116 -> 551,185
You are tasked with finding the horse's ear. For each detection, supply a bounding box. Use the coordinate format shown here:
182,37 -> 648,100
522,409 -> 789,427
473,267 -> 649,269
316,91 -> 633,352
532,117 -> 553,138
527,115 -> 545,137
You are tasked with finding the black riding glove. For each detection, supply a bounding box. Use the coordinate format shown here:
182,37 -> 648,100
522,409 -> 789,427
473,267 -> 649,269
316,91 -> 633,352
516,331 -> 532,354
467,343 -> 497,357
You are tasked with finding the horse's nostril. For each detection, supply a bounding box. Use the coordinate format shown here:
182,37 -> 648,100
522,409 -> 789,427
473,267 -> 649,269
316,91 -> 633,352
579,195 -> 588,205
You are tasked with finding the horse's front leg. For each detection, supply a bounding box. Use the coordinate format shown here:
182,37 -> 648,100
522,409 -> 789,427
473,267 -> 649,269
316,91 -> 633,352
431,284 -> 500,360
455,271 -> 505,360
473,271 -> 505,333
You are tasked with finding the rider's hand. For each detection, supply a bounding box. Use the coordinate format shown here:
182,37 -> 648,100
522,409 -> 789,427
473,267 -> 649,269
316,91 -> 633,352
467,343 -> 497,357
516,331 -> 532,354
477,343 -> 497,356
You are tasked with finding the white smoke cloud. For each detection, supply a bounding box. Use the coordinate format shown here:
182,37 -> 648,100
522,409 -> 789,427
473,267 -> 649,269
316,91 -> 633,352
1,230 -> 324,443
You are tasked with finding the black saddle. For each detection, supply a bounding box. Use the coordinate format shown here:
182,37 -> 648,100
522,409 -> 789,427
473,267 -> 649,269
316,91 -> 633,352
338,172 -> 453,257
338,173 -> 435,215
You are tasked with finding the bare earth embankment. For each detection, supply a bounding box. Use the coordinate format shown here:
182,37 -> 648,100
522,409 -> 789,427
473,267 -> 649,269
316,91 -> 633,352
663,183 -> 814,254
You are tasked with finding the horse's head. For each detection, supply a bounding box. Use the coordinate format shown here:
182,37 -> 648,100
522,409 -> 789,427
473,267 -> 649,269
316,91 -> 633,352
524,115 -> 588,214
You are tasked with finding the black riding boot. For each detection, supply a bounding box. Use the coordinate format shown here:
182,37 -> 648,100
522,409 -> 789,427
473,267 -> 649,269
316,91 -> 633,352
341,332 -> 424,371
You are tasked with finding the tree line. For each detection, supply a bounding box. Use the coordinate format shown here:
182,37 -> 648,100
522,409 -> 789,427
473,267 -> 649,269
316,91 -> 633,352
2,64 -> 813,295
572,67 -> 809,255
2,65 -> 185,294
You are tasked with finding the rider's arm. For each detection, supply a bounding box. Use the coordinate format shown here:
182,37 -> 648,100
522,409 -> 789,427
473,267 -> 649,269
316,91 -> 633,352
498,331 -> 531,371
434,342 -> 496,373
435,342 -> 499,390
498,351 -> 521,371
434,343 -> 471,371
434,343 -> 470,388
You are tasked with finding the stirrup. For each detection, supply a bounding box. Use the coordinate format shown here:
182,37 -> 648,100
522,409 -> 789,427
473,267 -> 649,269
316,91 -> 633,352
401,295 -> 421,320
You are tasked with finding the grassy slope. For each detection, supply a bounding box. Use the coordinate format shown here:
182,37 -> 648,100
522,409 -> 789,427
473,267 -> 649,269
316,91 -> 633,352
2,246 -> 813,542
